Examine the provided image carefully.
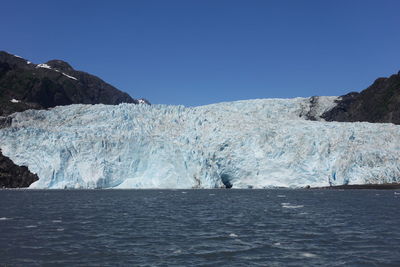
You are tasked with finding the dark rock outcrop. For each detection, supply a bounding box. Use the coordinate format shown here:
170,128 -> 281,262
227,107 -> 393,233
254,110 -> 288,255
0,117 -> 12,128
322,72 -> 400,124
304,96 -> 319,121
0,149 -> 39,188
0,51 -> 146,188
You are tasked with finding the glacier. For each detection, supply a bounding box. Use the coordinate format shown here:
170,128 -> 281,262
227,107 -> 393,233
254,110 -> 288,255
0,97 -> 399,189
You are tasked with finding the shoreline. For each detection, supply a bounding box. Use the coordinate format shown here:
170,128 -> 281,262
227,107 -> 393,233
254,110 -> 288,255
311,183 -> 400,190
1,184 -> 400,190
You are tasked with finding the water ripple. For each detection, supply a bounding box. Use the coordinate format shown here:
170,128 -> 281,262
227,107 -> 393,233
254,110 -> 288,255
0,189 -> 399,266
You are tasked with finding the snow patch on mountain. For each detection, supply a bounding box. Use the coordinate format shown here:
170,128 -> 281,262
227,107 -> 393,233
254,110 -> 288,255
36,63 -> 52,70
62,73 -> 78,80
0,97 -> 399,189
36,63 -> 78,80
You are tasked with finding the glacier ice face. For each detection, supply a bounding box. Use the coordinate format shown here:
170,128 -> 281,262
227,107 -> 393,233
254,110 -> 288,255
0,97 -> 399,189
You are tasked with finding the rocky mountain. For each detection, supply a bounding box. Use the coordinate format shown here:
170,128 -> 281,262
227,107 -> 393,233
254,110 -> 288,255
322,71 -> 400,124
0,51 -> 145,187
0,51 -> 139,116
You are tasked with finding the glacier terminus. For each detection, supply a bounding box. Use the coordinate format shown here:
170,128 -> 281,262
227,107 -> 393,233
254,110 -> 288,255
0,97 -> 399,189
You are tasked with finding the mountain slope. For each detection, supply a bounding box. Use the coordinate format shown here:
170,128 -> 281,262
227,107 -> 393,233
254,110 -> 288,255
322,72 -> 400,124
0,51 -> 138,116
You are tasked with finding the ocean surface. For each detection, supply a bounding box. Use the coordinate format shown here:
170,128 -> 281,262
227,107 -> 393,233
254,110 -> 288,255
0,189 -> 399,266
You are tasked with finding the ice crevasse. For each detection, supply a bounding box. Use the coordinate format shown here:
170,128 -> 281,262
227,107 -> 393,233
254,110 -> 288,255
0,97 -> 399,189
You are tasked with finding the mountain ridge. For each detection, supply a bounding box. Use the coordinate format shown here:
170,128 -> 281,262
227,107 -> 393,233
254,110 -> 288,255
322,71 -> 400,124
0,51 -> 139,116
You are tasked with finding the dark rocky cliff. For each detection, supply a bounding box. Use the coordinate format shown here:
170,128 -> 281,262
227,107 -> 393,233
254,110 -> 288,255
0,149 -> 39,188
0,51 -> 142,188
322,72 -> 400,124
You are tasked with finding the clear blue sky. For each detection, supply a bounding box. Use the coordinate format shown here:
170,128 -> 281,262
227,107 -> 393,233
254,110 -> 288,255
3,0 -> 400,106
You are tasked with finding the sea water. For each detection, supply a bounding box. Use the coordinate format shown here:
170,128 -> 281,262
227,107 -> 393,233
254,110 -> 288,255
0,189 -> 399,266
